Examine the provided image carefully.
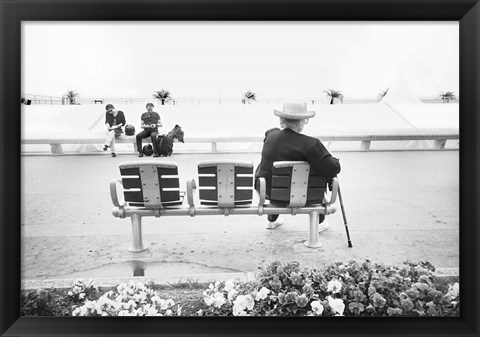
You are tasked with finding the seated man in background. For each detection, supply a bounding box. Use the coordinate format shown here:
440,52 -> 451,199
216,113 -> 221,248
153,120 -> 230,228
136,102 -> 162,157
103,103 -> 126,158
255,99 -> 341,230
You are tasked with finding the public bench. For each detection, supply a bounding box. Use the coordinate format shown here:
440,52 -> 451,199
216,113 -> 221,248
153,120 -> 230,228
110,160 -> 339,252
22,128 -> 459,154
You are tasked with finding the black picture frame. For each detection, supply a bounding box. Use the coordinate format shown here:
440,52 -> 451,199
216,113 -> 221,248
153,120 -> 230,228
1,0 -> 478,336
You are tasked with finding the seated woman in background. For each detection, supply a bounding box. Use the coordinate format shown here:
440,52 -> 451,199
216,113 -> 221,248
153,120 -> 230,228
103,103 -> 126,157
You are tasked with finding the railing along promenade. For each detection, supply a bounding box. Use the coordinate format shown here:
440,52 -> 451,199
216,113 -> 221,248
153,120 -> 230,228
20,94 -> 459,105
22,128 -> 459,155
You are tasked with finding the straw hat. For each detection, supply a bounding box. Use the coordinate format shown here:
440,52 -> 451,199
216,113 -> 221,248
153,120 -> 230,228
273,100 -> 316,119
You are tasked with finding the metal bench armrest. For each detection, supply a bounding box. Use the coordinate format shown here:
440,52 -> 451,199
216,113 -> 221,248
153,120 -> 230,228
186,178 -> 197,214
110,179 -> 125,207
257,177 -> 266,206
323,177 -> 338,205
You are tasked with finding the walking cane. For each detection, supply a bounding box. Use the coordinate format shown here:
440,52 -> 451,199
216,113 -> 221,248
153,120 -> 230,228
337,182 -> 353,248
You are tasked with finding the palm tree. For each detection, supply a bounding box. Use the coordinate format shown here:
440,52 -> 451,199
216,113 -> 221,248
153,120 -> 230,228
63,90 -> 79,105
378,88 -> 389,101
242,91 -> 257,104
439,91 -> 456,103
153,89 -> 173,105
323,89 -> 344,104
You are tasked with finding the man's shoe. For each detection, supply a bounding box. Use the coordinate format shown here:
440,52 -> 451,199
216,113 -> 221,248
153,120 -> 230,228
266,217 -> 284,229
111,153 -> 116,157
318,221 -> 330,233
103,145 -> 108,151
153,153 -> 160,157
138,152 -> 143,157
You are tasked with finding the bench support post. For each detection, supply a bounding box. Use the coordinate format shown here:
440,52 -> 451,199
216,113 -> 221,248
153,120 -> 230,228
360,140 -> 371,151
433,139 -> 446,149
50,144 -> 63,155
128,214 -> 147,252
304,211 -> 323,248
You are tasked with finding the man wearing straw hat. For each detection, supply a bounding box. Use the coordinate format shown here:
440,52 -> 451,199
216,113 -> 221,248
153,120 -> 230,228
255,99 -> 341,230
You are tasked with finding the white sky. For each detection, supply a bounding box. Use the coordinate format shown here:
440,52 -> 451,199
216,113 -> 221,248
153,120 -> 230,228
22,21 -> 459,100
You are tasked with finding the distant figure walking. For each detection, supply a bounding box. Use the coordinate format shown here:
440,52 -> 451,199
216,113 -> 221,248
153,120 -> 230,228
255,99 -> 341,230
136,102 -> 162,157
103,104 -> 126,157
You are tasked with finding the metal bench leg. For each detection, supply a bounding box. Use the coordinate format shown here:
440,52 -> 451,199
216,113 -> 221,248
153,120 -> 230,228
304,211 -> 322,248
128,214 -> 147,252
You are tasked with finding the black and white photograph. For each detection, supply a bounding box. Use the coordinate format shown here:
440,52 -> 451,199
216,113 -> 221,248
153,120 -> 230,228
17,20 -> 464,319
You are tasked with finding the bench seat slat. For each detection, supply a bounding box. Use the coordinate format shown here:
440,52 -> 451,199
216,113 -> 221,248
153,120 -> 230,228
198,166 -> 217,174
199,176 -> 217,186
307,187 -> 326,203
124,191 -> 144,203
235,189 -> 253,201
308,176 -> 328,187
270,188 -> 290,202
160,178 -> 180,188
199,189 -> 218,201
272,175 -> 291,188
120,167 -> 140,176
122,177 -> 141,189
235,176 -> 253,187
235,166 -> 253,174
160,190 -> 181,203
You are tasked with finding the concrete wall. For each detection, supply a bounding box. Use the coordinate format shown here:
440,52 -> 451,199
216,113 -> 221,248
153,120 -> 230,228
21,102 -> 459,153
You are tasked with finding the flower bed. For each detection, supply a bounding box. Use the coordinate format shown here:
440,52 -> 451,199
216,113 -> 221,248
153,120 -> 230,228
21,260 -> 459,317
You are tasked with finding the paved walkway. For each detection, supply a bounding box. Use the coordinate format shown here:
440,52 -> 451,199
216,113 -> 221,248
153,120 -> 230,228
21,151 -> 459,285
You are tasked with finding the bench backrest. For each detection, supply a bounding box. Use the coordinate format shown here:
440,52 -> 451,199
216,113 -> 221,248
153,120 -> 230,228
119,161 -> 182,208
270,161 -> 327,207
197,160 -> 254,207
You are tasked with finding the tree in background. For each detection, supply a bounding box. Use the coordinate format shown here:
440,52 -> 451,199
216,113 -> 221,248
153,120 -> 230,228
153,89 -> 173,105
63,90 -> 79,105
323,89 -> 344,104
378,88 -> 389,101
242,91 -> 257,104
439,91 -> 456,103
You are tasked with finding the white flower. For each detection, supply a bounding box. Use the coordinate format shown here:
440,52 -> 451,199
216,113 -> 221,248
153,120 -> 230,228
447,283 -> 459,299
159,299 -> 169,310
227,289 -> 238,301
215,280 -> 221,288
208,283 -> 214,290
72,286 -> 82,294
212,292 -> 226,308
79,293 -> 86,300
67,291 -> 73,296
204,295 -> 214,306
224,279 -> 235,292
327,279 -> 343,294
79,305 -> 89,316
327,296 -> 345,316
151,295 -> 161,305
310,300 -> 324,316
72,308 -> 80,316
197,309 -> 204,316
232,303 -> 247,316
165,309 -> 173,316
233,294 -> 255,311
166,299 -> 175,307
255,287 -> 270,301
